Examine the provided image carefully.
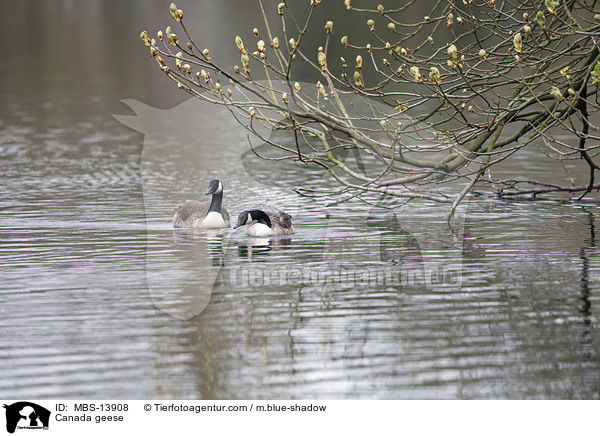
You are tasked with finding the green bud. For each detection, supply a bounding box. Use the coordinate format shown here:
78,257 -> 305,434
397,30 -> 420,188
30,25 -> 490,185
318,51 -> 326,66
241,53 -> 250,72
410,66 -> 422,82
513,32 -> 522,53
325,21 -> 334,34
367,19 -> 375,31
535,11 -> 546,27
592,61 -> 600,85
355,55 -> 363,68
550,86 -> 563,100
387,22 -> 396,31
545,0 -> 559,14
429,66 -> 441,85
341,35 -> 348,47
235,36 -> 245,53
447,44 -> 458,61
317,80 -> 326,96
167,33 -> 178,46
140,30 -> 150,46
169,3 -> 178,20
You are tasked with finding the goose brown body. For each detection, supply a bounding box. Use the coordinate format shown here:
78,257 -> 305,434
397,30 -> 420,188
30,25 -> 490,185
233,208 -> 295,236
173,179 -> 230,229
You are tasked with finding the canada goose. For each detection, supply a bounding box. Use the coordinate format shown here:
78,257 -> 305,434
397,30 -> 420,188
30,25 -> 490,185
173,179 -> 231,228
233,209 -> 295,236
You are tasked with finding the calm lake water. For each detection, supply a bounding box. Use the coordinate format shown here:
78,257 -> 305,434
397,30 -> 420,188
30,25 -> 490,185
1,1 -> 599,399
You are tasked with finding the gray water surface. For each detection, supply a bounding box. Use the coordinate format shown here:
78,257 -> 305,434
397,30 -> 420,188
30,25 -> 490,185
1,1 -> 599,399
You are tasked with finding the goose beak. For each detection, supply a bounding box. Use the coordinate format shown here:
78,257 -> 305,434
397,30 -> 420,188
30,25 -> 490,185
233,222 -> 242,229
205,187 -> 216,195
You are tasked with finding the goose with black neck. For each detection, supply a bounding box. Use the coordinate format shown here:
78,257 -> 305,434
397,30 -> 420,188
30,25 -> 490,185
173,179 -> 231,228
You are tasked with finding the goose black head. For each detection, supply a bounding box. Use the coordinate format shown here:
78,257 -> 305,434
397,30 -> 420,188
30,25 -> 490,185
233,209 -> 271,229
205,179 -> 223,195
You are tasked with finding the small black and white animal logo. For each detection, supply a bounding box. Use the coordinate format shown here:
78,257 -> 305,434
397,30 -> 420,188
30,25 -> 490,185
3,402 -> 50,434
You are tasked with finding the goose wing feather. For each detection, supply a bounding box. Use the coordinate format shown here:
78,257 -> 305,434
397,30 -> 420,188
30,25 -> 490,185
173,200 -> 209,227
221,207 -> 231,227
272,211 -> 293,228
264,208 -> 295,234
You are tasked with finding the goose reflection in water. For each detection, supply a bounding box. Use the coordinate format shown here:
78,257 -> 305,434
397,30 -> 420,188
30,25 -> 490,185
172,229 -> 226,267
236,237 -> 293,259
140,229 -> 230,320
